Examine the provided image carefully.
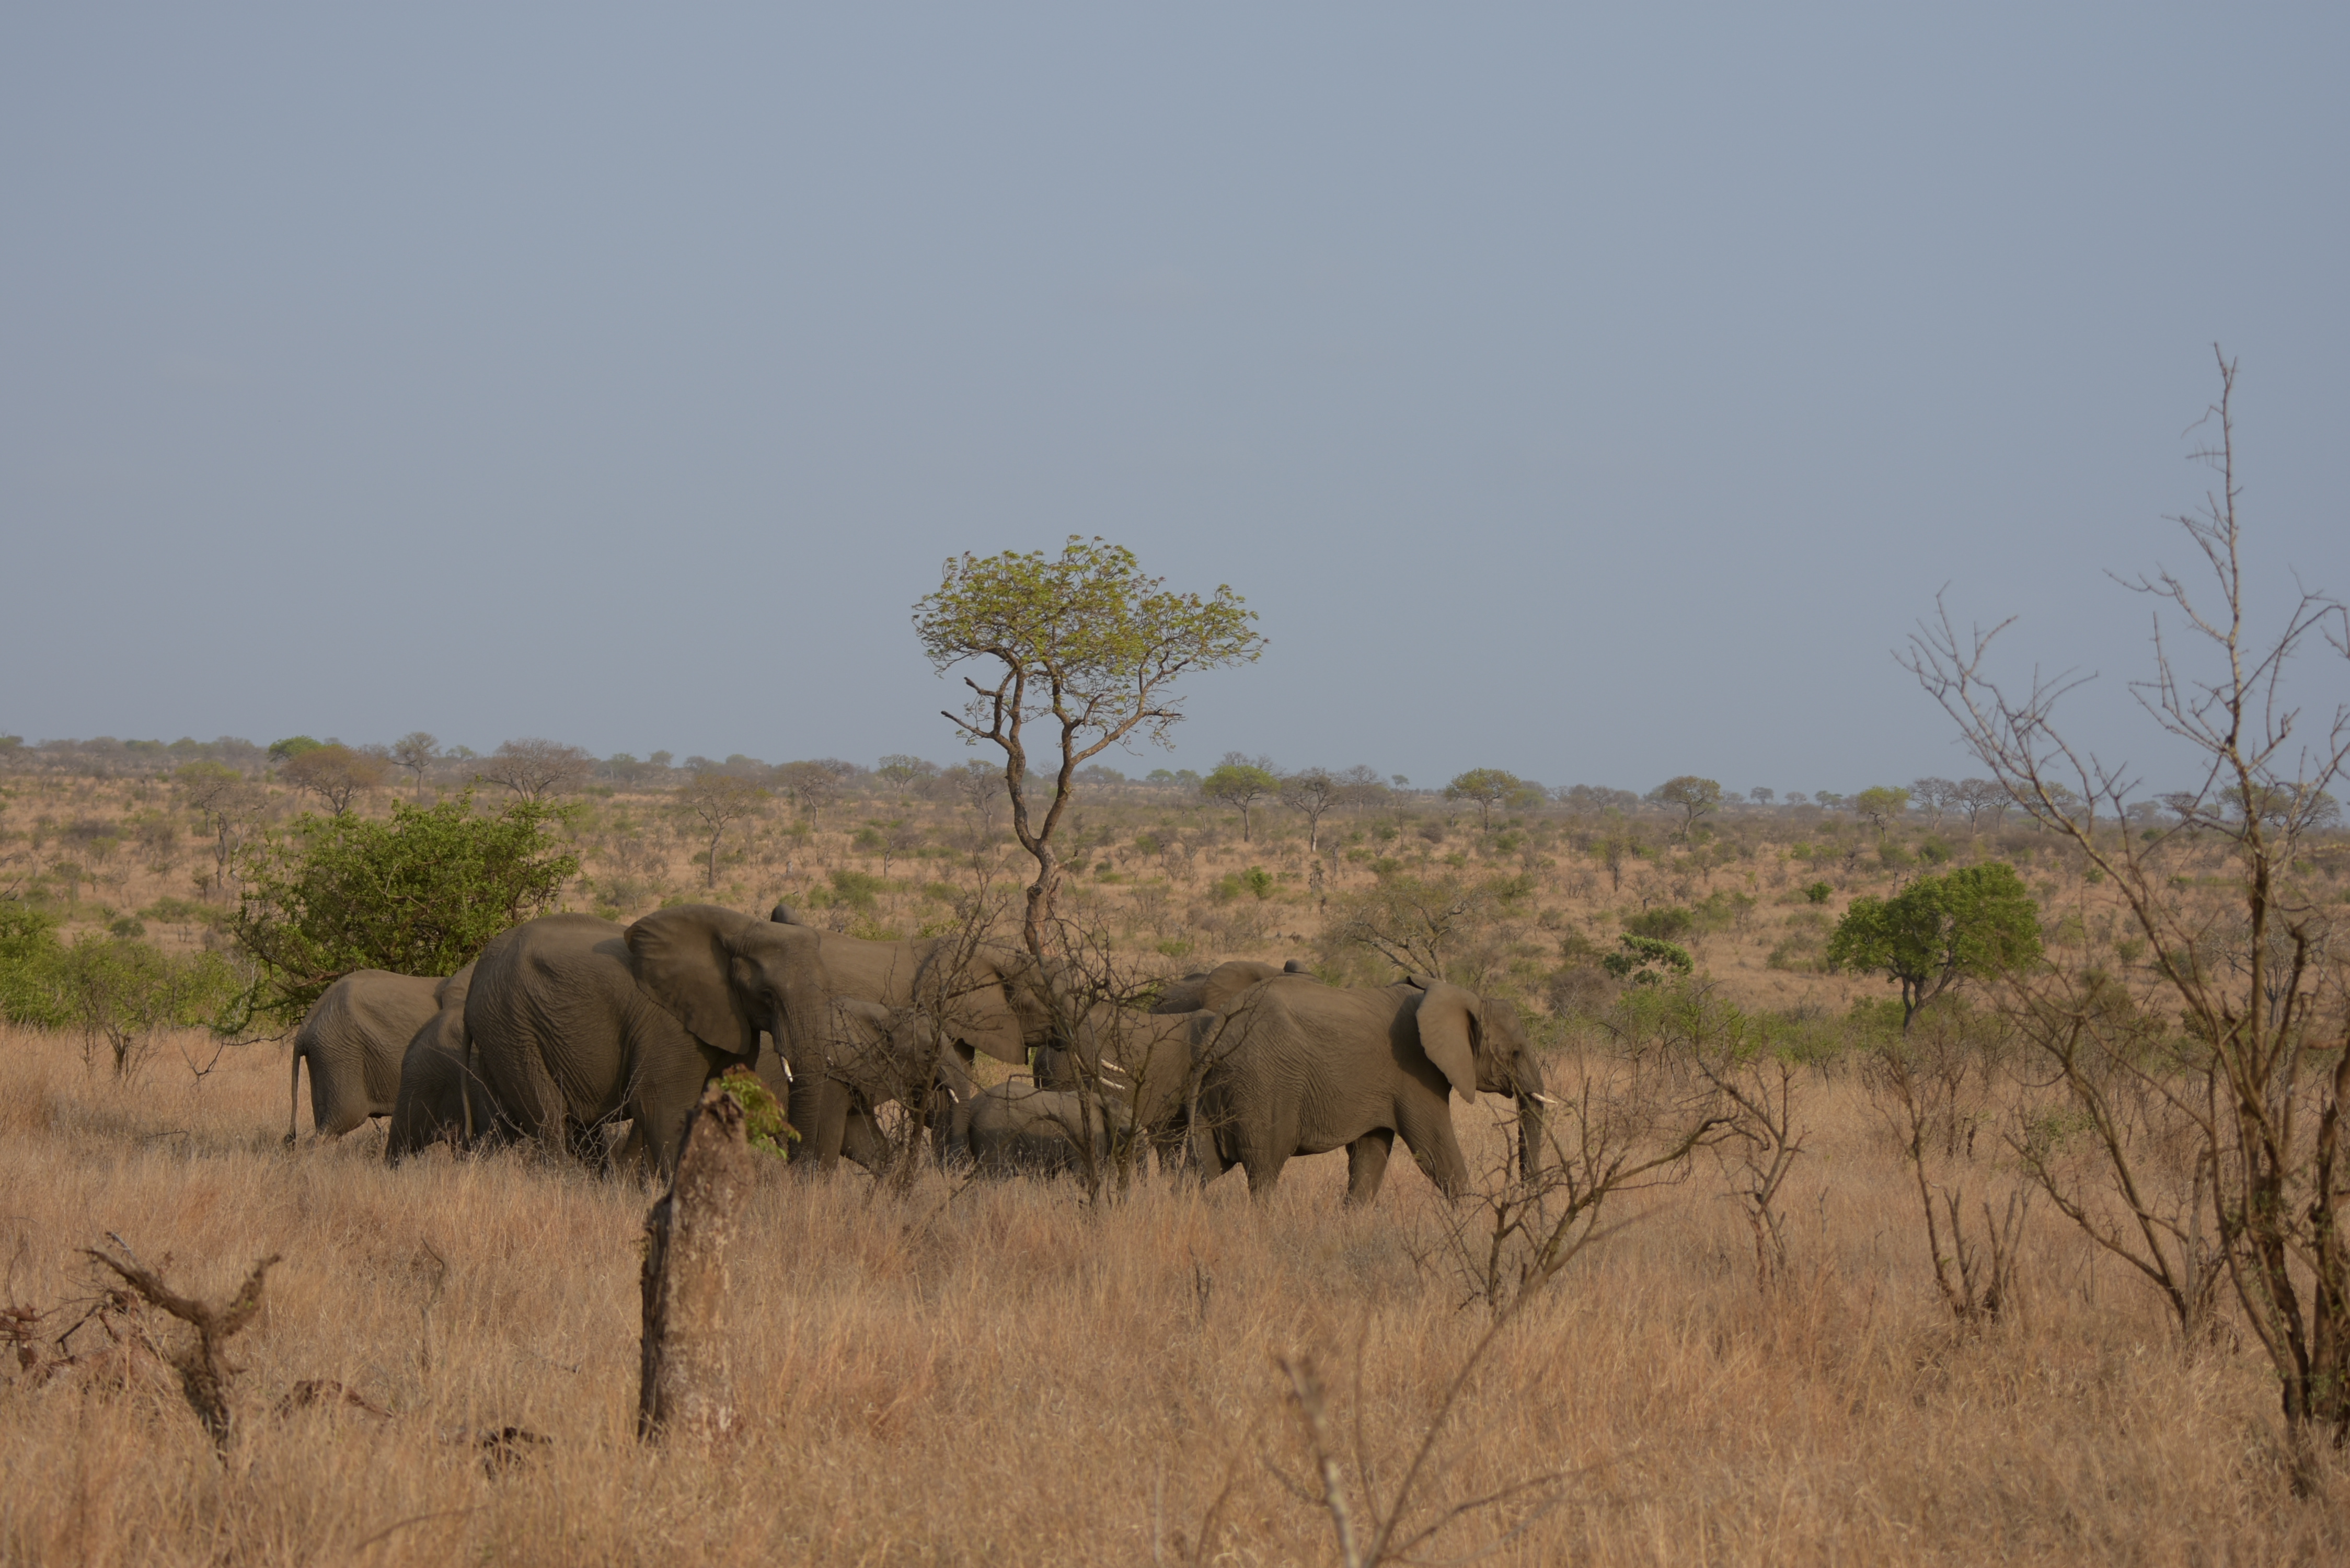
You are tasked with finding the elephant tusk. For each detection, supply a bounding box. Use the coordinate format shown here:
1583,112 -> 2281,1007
1526,1091 -> 1559,1106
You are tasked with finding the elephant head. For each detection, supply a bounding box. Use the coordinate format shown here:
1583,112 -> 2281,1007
1407,976 -> 1551,1179
625,904 -> 831,1073
911,940 -> 1072,1064
827,995 -> 980,1105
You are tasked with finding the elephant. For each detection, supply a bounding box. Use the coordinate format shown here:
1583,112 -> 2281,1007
287,969 -> 445,1142
463,906 -> 828,1177
805,995 -> 980,1172
766,901 -> 1073,1170
384,965 -> 512,1163
1034,1007 -> 1226,1173
1150,959 -> 1311,1018
949,1081 -> 1114,1179
1190,971 -> 1549,1205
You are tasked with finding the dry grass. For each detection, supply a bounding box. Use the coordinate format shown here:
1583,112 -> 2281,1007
4,1022 -> 2346,1566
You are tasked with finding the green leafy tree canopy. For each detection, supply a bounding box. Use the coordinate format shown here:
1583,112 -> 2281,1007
1201,759 -> 1280,840
231,791 -> 580,1027
1851,785 -> 1913,835
1646,776 -> 1723,838
1443,768 -> 1523,831
1824,861 -> 2042,1029
913,535 -> 1266,954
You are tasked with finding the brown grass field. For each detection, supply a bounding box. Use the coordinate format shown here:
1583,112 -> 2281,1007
5,1017 -> 2347,1567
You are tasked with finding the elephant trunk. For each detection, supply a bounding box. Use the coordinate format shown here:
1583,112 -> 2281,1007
1514,1059 -> 1550,1183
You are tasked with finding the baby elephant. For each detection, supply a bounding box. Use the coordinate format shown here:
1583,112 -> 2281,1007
951,1081 -> 1114,1179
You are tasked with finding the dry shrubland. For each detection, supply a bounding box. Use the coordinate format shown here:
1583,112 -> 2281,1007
7,754 -> 2350,1561
4,1011 -> 2348,1566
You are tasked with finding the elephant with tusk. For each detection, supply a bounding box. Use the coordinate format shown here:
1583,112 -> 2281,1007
1188,968 -> 1548,1205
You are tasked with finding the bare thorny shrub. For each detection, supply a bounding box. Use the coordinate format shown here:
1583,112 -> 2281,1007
1907,348 -> 2350,1483
1188,1043 -> 1726,1566
1030,908 -> 1248,1203
1863,1007 -> 2035,1327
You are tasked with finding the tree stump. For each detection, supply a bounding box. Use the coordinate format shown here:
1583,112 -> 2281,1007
637,1084 -> 752,1442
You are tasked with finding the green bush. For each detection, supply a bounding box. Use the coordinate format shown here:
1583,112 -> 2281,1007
716,1065 -> 797,1158
1601,934 -> 1692,985
828,869 -> 885,910
1212,867 -> 1275,903
0,903 -> 68,1028
53,936 -> 241,1076
231,791 -> 579,1027
1803,881 -> 1834,904
1624,906 -> 1693,941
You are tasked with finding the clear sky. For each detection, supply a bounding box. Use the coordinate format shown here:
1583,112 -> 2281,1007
4,5 -> 2344,797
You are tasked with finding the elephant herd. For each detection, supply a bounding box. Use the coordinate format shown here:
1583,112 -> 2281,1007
287,902 -> 1554,1204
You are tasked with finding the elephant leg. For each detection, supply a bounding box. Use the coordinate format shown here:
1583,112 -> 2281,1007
1344,1129 -> 1397,1206
626,1045 -> 739,1179
1394,1099 -> 1470,1199
926,1087 -> 959,1168
1241,1151 -> 1288,1199
788,1077 -> 854,1173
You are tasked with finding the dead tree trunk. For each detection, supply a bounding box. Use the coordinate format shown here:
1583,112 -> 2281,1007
85,1246 -> 281,1456
637,1084 -> 752,1442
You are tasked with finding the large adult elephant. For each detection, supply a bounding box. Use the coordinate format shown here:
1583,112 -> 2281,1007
287,970 -> 444,1142
464,906 -> 827,1176
1191,971 -> 1549,1205
767,902 -> 1069,1169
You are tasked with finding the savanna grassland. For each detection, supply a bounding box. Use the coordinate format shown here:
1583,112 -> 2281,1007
4,753 -> 2350,1564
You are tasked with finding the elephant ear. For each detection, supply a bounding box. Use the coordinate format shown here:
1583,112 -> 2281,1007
1410,982 -> 1483,1101
625,905 -> 760,1057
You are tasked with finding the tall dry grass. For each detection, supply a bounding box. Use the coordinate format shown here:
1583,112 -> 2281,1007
2,1022 -> 2343,1566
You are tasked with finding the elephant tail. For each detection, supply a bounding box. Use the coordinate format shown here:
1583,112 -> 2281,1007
285,1041 -> 306,1147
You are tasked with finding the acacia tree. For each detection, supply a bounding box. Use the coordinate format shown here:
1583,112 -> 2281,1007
1851,785 -> 1913,837
1646,775 -> 1723,839
1906,352 -> 2350,1480
175,761 -> 258,901
280,744 -> 387,815
1201,757 -> 1278,842
1443,768 -> 1522,831
913,536 -> 1265,955
1910,776 -> 1958,829
774,760 -> 844,829
478,738 -> 591,802
1952,776 -> 2005,827
390,732 -> 441,798
941,758 -> 1001,837
676,773 -> 768,889
1824,862 -> 2042,1029
1278,767 -> 1343,851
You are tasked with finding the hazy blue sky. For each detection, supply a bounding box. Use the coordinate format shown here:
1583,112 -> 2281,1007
5,5 -> 2344,797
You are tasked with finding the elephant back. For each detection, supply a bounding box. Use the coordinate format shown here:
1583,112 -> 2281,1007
1151,960 -> 1289,1017
301,970 -> 444,1110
